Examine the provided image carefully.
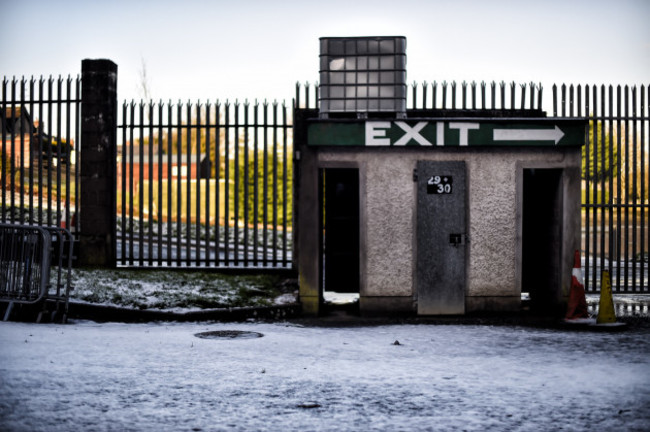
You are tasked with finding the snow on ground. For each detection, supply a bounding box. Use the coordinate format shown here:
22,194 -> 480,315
69,269 -> 294,311
1,320 -> 649,432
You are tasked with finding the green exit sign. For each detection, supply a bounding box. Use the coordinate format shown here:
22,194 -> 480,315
307,118 -> 587,147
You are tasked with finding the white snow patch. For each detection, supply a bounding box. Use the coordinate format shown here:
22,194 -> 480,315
1,321 -> 649,431
273,293 -> 299,305
69,269 -> 294,311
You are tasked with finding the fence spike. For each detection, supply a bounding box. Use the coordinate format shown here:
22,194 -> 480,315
529,81 -> 536,110
462,80 -> 468,109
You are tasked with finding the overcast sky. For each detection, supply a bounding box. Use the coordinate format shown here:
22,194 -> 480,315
2,0 -> 649,108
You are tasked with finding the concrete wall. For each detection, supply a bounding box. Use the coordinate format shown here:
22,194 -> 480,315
298,145 -> 582,316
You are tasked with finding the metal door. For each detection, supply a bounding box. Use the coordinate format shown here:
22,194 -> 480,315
416,161 -> 467,314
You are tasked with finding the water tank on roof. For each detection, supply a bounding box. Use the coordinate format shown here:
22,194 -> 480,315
319,36 -> 407,117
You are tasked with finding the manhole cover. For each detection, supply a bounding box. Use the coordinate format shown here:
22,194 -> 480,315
194,330 -> 264,340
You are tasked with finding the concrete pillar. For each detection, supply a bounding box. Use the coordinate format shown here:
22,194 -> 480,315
78,59 -> 117,266
294,109 -> 321,315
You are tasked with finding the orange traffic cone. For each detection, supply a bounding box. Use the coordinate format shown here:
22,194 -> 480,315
565,250 -> 589,320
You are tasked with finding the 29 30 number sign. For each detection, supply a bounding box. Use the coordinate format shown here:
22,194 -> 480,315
427,175 -> 453,194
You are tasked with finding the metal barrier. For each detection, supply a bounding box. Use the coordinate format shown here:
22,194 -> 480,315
0,223 -> 73,322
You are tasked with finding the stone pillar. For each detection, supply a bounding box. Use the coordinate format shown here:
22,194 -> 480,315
294,109 -> 321,315
78,59 -> 117,267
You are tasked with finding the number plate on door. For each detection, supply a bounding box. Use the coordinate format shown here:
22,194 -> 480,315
427,175 -> 453,194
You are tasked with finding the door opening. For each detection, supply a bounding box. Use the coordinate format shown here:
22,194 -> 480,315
522,168 -> 563,312
321,168 -> 360,306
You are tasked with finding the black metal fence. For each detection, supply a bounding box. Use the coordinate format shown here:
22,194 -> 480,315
116,99 -> 292,268
0,76 -> 81,233
2,72 -> 647,292
552,84 -> 648,293
404,80 -> 545,111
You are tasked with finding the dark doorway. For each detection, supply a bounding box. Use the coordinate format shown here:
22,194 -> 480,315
522,169 -> 563,312
321,168 -> 360,295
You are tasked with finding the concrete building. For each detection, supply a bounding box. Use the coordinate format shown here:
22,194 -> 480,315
294,37 -> 586,316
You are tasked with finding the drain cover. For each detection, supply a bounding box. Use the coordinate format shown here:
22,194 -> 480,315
194,330 -> 264,339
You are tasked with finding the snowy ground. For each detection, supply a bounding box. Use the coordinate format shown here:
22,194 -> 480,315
66,269 -> 650,316
1,320 -> 649,432
69,269 -> 295,311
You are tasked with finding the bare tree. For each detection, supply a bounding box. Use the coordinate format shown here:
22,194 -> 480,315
138,56 -> 152,102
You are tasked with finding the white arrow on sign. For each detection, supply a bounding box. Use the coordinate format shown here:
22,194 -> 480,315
493,125 -> 565,145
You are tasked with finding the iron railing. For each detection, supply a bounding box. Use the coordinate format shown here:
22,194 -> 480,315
405,80 -> 544,111
4,71 -> 644,293
552,84 -> 648,293
0,76 -> 81,232
116,99 -> 292,268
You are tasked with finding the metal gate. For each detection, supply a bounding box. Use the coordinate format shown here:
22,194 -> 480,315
116,99 -> 293,269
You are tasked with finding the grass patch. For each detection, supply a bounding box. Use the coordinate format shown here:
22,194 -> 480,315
70,268 -> 295,310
